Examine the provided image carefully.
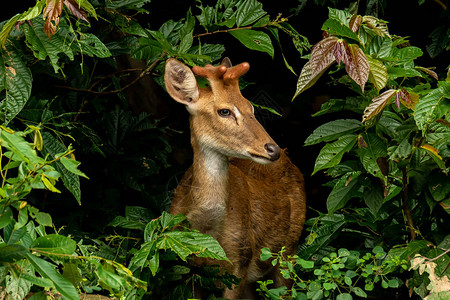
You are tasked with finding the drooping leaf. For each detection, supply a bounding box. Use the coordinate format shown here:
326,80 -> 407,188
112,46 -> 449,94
0,48 -> 33,125
229,29 -> 274,57
327,172 -> 361,214
367,56 -> 388,91
63,262 -> 83,286
25,253 -> 79,300
312,134 -> 357,175
298,214 -> 347,260
0,14 -> 21,46
362,89 -> 397,123
43,0 -> 64,39
64,0 -> 88,22
345,44 -> 369,92
304,119 -> 361,146
293,59 -> 334,99
357,132 -> 388,180
42,132 -> 81,203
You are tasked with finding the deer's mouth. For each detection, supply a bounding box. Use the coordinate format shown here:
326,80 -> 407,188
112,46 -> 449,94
248,152 -> 272,164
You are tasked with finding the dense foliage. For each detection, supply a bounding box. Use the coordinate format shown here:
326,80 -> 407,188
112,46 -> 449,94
0,0 -> 448,299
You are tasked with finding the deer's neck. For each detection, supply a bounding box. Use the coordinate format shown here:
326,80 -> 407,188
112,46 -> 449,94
188,138 -> 230,236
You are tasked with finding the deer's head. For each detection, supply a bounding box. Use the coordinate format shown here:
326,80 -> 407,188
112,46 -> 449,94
164,58 -> 280,164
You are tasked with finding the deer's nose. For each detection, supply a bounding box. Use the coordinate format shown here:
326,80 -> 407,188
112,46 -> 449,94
264,143 -> 281,161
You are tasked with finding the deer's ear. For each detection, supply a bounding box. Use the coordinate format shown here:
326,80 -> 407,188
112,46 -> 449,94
164,59 -> 199,105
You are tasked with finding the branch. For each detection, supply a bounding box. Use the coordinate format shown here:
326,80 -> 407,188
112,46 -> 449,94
401,168 -> 416,240
56,53 -> 166,95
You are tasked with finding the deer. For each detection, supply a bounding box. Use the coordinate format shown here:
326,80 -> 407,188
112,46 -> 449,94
164,57 -> 306,299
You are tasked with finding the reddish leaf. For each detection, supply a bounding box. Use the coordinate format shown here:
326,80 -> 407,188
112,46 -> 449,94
362,89 -> 397,122
358,135 -> 368,148
345,44 -> 369,93
394,92 -> 401,109
64,0 -> 88,23
416,66 -> 439,80
333,40 -> 350,66
349,15 -> 363,33
43,0 -> 64,39
310,36 -> 338,75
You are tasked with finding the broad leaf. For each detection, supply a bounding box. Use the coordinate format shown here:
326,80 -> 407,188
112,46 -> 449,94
414,84 -> 448,131
0,48 -> 32,125
0,244 -> 29,263
157,231 -> 229,262
31,234 -> 77,256
230,29 -> 274,57
78,33 -> 111,58
327,172 -> 361,214
235,0 -> 266,26
42,132 -> 81,203
309,36 -> 338,75
345,44 -> 369,92
322,18 -> 359,42
22,18 -> 74,73
0,207 -> 13,230
25,253 -> 79,300
304,119 -> 361,146
293,59 -> 334,99
357,132 -> 388,180
312,134 -> 357,175
367,56 -> 388,91
362,89 -> 397,123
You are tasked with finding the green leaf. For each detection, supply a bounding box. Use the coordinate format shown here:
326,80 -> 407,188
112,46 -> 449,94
260,248 -> 272,261
313,134 -> 357,175
235,0 -> 266,26
230,29 -> 274,57
0,207 -> 13,229
42,132 -> 81,204
357,132 -> 388,179
63,262 -> 83,286
22,18 -> 74,73
78,33 -> 112,58
33,212 -> 53,227
322,18 -> 360,42
158,231 -> 229,262
414,86 -> 447,131
337,293 -> 353,300
6,274 -> 32,300
31,234 -> 77,256
327,173 -> 361,214
148,251 -> 159,276
367,56 -> 388,92
129,240 -> 156,271
305,119 -> 361,146
0,46 -> 33,125
25,253 -> 79,300
60,156 -> 88,179
0,14 -> 21,46
0,244 -> 29,263
353,286 -> 367,298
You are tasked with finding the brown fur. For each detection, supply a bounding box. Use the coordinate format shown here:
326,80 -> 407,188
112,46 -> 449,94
165,58 -> 306,299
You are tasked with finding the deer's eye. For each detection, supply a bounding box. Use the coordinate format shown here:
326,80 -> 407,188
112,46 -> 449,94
218,109 -> 231,117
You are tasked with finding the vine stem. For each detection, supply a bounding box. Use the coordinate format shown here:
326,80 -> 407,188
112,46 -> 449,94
401,167 -> 416,241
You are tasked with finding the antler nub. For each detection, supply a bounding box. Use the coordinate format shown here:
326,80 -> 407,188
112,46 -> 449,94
192,58 -> 250,84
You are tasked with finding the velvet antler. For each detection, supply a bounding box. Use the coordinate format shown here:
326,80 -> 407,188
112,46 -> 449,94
192,57 -> 249,85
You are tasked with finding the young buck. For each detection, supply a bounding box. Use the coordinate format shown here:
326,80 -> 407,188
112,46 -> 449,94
164,57 -> 306,299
